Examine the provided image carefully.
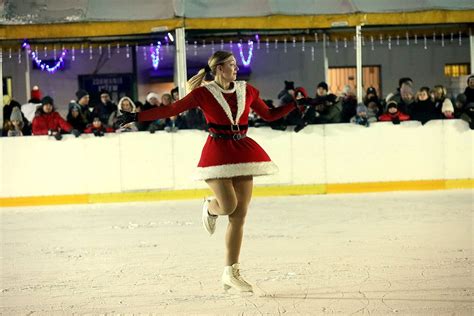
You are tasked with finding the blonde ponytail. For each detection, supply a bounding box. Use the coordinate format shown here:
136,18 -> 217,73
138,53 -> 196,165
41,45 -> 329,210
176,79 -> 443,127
186,68 -> 207,92
186,51 -> 234,92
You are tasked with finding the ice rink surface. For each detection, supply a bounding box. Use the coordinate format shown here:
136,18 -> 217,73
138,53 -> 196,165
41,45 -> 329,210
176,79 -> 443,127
1,189 -> 472,315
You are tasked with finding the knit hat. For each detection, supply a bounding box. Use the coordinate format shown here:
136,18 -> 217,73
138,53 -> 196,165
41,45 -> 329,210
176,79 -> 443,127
295,87 -> 308,98
284,80 -> 295,91
41,96 -> 54,106
317,81 -> 328,91
356,104 -> 368,114
366,87 -> 377,95
75,89 -> 89,101
146,92 -> 160,103
31,85 -> 42,101
68,101 -> 81,112
10,107 -> 22,121
386,100 -> 398,109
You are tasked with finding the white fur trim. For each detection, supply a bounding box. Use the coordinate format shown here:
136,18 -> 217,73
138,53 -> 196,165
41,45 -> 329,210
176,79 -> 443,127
194,161 -> 278,180
205,81 -> 246,125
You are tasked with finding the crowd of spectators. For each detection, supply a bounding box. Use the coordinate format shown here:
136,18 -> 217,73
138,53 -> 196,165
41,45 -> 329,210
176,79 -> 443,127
2,74 -> 474,140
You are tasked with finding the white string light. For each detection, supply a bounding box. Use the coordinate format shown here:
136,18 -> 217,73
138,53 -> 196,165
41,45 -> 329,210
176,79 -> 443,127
237,40 -> 253,66
379,34 -> 383,45
220,40 -> 224,50
211,40 -> 215,53
458,31 -> 462,46
255,34 -> 260,50
202,40 -> 206,48
424,34 -> 427,49
450,32 -> 454,42
274,39 -> 278,50
371,35 -> 374,51
99,45 -> 103,55
107,44 -> 111,59
292,37 -> 296,48
116,43 -> 120,54
8,48 -> 12,59
344,37 -> 348,48
80,44 -> 84,54
71,46 -> 75,61
265,38 -> 269,53
53,45 -> 57,59
314,33 -> 318,43
441,33 -> 445,47
388,35 -> 392,50
335,38 -> 339,53
433,32 -> 436,43
414,34 -> 418,44
44,46 -> 48,57
284,38 -> 287,53
406,32 -> 409,46
126,44 -> 130,58
18,48 -> 22,64
142,46 -> 147,61
193,41 -> 198,56
150,41 -> 161,69
311,46 -> 315,61
302,36 -> 305,52
396,35 -> 400,46
362,35 -> 365,46
89,45 -> 93,60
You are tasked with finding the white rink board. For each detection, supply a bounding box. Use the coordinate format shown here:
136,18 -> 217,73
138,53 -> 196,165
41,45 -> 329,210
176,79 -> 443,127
1,120 -> 472,197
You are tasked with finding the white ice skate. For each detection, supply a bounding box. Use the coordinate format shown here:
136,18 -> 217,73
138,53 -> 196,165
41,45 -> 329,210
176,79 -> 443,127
222,263 -> 253,293
202,197 -> 218,235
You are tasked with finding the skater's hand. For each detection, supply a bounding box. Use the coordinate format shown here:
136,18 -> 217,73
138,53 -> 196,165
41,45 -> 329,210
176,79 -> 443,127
116,111 -> 138,127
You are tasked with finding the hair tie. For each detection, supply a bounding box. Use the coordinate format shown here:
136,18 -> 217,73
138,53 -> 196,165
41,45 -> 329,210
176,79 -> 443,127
204,65 -> 211,73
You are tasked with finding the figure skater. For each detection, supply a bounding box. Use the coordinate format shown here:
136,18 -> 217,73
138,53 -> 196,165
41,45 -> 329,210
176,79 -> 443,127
117,51 -> 298,293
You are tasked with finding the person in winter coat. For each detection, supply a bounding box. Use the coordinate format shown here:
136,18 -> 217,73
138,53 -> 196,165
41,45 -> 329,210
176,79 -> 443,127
84,115 -> 114,136
432,85 -> 454,119
66,102 -> 88,133
385,77 -> 415,114
410,87 -> 441,124
463,75 -> 474,104
350,104 -> 376,127
460,102 -> 474,129
110,96 -> 139,133
6,107 -> 24,136
378,100 -> 410,124
32,96 -> 78,140
284,86 -> 307,126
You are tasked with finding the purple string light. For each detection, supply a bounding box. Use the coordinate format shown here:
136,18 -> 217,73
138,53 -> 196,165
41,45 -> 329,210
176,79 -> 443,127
150,41 -> 162,69
22,41 -> 67,73
237,40 -> 253,67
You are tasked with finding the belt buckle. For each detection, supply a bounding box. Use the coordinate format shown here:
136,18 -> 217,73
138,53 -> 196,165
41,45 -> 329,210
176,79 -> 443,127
231,124 -> 240,132
233,133 -> 243,141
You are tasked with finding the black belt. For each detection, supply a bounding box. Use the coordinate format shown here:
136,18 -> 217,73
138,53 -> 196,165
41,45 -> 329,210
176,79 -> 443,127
207,123 -> 248,132
209,131 -> 247,140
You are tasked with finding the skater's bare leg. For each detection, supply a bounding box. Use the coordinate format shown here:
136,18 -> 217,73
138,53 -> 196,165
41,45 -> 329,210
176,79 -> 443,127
205,178 -> 238,216
226,176 -> 253,266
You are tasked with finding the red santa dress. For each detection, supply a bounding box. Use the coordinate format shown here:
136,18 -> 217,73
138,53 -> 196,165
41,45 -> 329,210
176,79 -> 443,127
138,81 -> 296,180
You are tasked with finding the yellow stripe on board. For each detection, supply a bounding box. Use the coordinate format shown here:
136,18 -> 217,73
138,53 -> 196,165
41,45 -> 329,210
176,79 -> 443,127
1,179 -> 472,207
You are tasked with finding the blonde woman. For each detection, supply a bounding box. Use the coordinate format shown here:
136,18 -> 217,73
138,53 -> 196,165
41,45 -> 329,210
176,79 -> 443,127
432,85 -> 454,118
117,51 -> 298,293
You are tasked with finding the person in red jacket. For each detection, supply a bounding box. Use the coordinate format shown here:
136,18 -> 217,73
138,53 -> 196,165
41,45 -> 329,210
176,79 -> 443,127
83,115 -> 114,136
117,51 -> 299,293
32,96 -> 77,140
378,100 -> 410,124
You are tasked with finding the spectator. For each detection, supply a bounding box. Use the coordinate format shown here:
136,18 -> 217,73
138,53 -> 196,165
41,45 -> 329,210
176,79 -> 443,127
410,87 -> 440,125
21,85 -> 42,123
111,96 -> 139,133
350,104 -> 375,127
84,115 -> 114,136
6,107 -> 24,137
32,96 -> 78,140
66,101 -> 88,133
454,93 -> 467,119
277,80 -> 295,105
463,75 -> 474,104
3,96 -> 30,136
460,102 -> 474,129
89,89 -> 115,125
386,77 -> 415,114
75,89 -> 92,123
142,92 -> 160,111
432,85 -> 454,119
285,86 -> 307,126
340,85 -> 358,123
367,100 -> 382,119
378,100 -> 410,124
171,86 -> 179,102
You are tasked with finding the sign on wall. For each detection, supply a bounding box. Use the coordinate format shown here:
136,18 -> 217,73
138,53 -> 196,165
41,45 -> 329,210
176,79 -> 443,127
78,73 -> 135,103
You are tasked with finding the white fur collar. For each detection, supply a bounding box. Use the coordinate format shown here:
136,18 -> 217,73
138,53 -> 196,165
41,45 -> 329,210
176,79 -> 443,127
205,81 -> 246,126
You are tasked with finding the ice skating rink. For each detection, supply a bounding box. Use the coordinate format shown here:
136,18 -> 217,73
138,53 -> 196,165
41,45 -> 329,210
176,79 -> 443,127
1,189 -> 472,315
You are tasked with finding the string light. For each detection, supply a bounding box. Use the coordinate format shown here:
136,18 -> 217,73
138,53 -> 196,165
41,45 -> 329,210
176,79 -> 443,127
301,36 -> 305,52
458,31 -> 462,46
126,44 -> 130,58
99,45 -> 103,55
150,41 -> 161,69
370,35 -> 374,51
202,39 -> 207,48
335,38 -> 339,53
441,33 -> 445,47
314,33 -> 318,43
432,32 -> 436,43
255,34 -> 260,49
274,39 -> 278,50
265,38 -> 269,53
396,35 -> 399,46
71,46 -> 76,61
80,44 -> 84,54
211,40 -> 215,53
116,43 -> 120,54
406,32 -> 410,46
284,38 -> 287,53
311,46 -> 315,61
89,45 -> 93,60
424,34 -> 427,49
142,46 -> 147,61
220,40 -> 224,50
414,34 -> 418,44
193,41 -> 198,56
22,41 -> 67,73
53,45 -> 57,59
8,48 -> 12,59
388,35 -> 392,50
344,37 -> 348,48
362,35 -> 365,46
44,46 -> 48,57
107,44 -> 111,59
229,40 -> 233,50
237,40 -> 253,67
292,37 -> 296,48
450,32 -> 454,42
185,40 -> 189,51
379,34 -> 383,45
